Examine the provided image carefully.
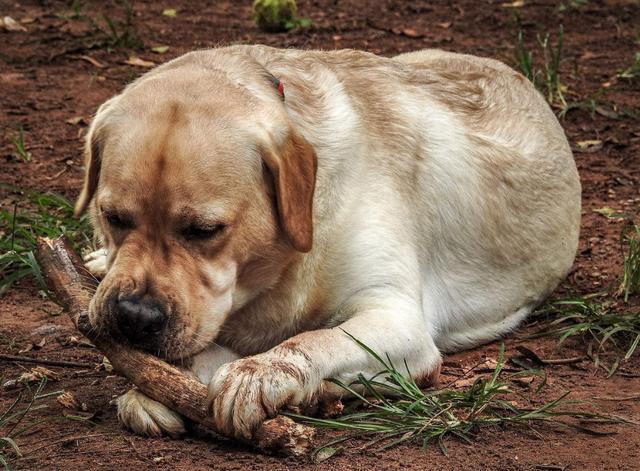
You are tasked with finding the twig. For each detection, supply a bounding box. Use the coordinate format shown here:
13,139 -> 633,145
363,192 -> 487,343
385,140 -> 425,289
540,356 -> 586,365
594,393 -> 640,401
34,236 -> 315,456
0,353 -> 95,369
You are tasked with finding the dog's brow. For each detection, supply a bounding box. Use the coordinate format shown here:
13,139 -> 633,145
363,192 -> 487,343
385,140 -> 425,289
177,208 -> 223,225
98,203 -> 134,219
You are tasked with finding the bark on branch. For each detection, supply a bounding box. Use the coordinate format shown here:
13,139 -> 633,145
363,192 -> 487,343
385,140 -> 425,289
34,236 -> 315,456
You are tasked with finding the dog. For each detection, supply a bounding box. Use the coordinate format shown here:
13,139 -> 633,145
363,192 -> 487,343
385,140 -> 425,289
77,46 -> 581,439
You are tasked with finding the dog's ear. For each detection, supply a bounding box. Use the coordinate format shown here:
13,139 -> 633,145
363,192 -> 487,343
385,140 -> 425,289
74,101 -> 114,217
262,131 -> 317,252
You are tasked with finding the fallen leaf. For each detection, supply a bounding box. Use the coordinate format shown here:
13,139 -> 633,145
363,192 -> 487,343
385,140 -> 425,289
501,0 -> 525,7
580,51 -> 599,60
576,139 -> 602,148
78,55 -> 105,68
453,375 -> 484,388
57,391 -> 80,409
65,116 -> 88,126
1,16 -> 27,32
512,375 -> 535,387
594,106 -> 619,119
402,28 -> 424,38
151,45 -> 169,54
19,366 -> 59,383
125,56 -> 156,68
2,379 -> 18,389
319,399 -> 344,418
162,8 -> 177,17
514,345 -> 545,366
96,356 -> 113,372
574,139 -> 603,153
312,446 -> 342,464
480,358 -> 498,370
64,335 -> 95,347
18,343 -> 34,354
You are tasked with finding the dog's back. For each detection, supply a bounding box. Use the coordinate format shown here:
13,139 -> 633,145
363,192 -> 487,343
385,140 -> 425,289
394,49 -> 581,350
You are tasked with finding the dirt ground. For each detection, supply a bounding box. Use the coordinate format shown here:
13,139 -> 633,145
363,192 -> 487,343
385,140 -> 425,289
1,0 -> 640,469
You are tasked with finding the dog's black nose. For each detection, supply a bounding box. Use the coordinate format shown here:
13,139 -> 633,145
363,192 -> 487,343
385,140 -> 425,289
115,296 -> 167,345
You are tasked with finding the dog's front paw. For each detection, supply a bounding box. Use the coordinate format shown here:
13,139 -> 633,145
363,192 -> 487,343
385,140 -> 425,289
208,352 -> 315,439
84,248 -> 108,278
117,388 -> 185,438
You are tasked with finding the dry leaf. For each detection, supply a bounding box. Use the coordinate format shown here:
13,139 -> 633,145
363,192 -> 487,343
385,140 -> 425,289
125,56 -> 156,68
575,139 -> 603,153
453,375 -> 484,388
2,379 -> 18,389
64,335 -> 95,347
512,376 -> 535,387
319,399 -> 344,418
19,366 -> 59,383
18,343 -> 34,354
79,55 -> 105,68
480,358 -> 498,370
57,391 -> 80,409
595,106 -> 619,119
580,51 -> 599,60
402,28 -> 424,38
1,16 -> 27,32
501,0 -> 525,7
162,8 -> 177,17
313,446 -> 341,464
65,116 -> 88,126
96,356 -> 113,372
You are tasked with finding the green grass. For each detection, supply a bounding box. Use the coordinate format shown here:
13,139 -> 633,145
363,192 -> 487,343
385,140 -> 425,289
558,0 -> 589,11
620,224 -> 640,302
0,379 -> 49,470
97,1 -> 144,50
515,26 -> 567,110
534,296 -> 640,375
0,186 -> 93,296
62,0 -> 143,51
10,128 -> 31,163
289,338 -> 621,460
618,52 -> 640,80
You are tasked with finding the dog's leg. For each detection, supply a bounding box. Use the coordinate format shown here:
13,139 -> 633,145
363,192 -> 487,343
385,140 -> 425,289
84,248 -> 108,278
117,345 -> 240,437
208,295 -> 441,439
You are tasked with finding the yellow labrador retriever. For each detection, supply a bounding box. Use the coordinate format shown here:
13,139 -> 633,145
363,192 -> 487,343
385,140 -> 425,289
77,46 -> 581,439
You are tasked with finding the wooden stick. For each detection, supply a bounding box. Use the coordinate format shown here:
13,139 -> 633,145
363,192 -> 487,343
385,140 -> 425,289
34,236 -> 315,456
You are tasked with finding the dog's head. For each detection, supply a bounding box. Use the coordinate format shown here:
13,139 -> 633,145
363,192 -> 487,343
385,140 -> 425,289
76,54 -> 317,359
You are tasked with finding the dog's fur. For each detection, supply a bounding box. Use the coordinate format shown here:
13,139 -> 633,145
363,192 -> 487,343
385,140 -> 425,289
77,46 -> 581,439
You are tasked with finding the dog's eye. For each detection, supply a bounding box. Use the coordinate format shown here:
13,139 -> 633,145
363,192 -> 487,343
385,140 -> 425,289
182,224 -> 224,241
105,212 -> 134,230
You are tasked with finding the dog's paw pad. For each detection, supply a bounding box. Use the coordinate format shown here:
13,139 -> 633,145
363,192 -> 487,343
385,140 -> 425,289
117,389 -> 185,438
